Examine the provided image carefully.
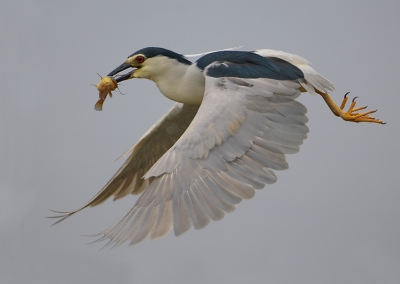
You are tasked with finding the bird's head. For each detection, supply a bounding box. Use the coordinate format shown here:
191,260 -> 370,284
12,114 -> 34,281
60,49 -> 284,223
107,47 -> 192,83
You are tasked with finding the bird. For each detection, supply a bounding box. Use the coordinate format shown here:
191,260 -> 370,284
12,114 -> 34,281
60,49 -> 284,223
50,47 -> 384,248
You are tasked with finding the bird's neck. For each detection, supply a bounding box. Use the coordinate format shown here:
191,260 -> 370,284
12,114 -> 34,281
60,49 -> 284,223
152,63 -> 205,105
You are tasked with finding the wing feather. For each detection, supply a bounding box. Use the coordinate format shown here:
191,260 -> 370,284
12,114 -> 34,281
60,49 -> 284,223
190,182 -> 225,221
50,103 -> 199,224
92,74 -> 312,246
149,201 -> 173,240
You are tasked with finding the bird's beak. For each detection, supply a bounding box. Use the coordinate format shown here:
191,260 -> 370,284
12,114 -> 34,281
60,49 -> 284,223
107,62 -> 136,83
107,62 -> 131,76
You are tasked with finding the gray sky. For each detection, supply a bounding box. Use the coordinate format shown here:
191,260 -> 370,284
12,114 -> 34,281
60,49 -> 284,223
1,1 -> 399,283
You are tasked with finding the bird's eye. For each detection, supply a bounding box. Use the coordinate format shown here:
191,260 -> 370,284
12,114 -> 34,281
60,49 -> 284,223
136,56 -> 145,63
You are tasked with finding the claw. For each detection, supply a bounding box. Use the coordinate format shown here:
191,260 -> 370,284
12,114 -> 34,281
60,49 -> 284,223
351,105 -> 367,112
320,92 -> 385,124
340,93 -> 349,110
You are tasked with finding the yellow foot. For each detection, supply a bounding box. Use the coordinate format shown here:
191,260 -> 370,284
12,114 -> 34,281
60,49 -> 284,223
320,91 -> 385,124
338,92 -> 385,124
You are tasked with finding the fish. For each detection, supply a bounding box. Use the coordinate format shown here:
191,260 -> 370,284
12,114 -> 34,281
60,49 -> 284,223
94,74 -> 118,111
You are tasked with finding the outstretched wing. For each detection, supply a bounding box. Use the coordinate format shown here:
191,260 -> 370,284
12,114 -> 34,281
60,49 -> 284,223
50,103 -> 199,224
93,71 -> 312,248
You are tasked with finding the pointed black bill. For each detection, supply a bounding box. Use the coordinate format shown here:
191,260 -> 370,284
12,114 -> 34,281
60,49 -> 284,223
115,70 -> 135,83
107,62 -> 132,76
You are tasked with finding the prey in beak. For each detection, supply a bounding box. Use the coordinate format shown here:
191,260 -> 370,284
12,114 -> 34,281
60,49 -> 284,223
107,62 -> 136,82
93,63 -> 136,111
93,74 -> 118,111
93,54 -> 146,110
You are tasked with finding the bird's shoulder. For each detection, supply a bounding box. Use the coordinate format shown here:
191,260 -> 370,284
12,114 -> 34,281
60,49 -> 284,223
195,50 -> 304,80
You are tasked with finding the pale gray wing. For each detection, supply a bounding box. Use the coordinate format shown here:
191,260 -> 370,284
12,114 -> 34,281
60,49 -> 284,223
50,103 -> 199,224
93,76 -> 309,248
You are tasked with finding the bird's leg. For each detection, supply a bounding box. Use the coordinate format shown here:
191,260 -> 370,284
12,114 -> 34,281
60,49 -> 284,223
317,91 -> 385,124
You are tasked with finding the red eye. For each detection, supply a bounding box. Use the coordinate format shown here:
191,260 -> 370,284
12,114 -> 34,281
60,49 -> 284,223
136,56 -> 145,63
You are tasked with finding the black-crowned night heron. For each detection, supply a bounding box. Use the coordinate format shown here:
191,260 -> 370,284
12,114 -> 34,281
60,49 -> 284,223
51,47 -> 383,247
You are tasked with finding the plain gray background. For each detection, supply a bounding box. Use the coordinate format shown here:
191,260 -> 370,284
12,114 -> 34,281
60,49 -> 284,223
1,1 -> 399,283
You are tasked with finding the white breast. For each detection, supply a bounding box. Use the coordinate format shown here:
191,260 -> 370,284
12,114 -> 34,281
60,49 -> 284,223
153,61 -> 205,105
